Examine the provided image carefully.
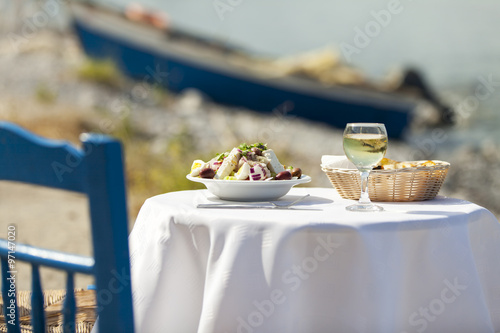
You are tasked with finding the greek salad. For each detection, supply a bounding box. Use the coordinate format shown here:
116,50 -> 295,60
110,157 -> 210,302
189,143 -> 302,181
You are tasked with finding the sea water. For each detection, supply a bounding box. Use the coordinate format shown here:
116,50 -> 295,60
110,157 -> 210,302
115,0 -> 500,86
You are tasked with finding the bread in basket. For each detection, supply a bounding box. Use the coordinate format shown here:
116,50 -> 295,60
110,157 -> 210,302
321,156 -> 450,202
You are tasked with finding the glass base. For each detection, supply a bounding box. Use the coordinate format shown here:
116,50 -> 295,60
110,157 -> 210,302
346,203 -> 384,212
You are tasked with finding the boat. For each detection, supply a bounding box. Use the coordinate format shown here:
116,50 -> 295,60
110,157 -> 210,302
68,1 -> 451,138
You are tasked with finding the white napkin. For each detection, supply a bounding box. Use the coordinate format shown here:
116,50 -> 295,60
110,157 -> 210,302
321,155 -> 356,169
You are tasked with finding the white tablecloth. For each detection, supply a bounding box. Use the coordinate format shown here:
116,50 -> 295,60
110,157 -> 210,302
129,187 -> 500,333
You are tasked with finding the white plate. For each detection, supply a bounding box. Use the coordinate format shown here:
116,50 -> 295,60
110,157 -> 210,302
186,174 -> 312,201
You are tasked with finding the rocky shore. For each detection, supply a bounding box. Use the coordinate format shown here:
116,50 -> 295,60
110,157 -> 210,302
1,28 -> 499,216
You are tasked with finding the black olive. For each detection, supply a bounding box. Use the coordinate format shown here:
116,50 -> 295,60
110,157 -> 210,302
275,171 -> 292,180
199,168 -> 215,179
291,168 -> 302,178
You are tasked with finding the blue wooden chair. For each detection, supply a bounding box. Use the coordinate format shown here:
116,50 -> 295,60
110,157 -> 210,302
0,121 -> 134,332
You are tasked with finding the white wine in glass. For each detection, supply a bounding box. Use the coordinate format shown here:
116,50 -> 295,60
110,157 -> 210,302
343,123 -> 388,211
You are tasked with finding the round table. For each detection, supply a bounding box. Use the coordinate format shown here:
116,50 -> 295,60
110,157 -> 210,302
129,187 -> 500,333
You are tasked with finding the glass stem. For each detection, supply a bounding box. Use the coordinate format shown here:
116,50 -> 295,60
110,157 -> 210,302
359,170 -> 372,205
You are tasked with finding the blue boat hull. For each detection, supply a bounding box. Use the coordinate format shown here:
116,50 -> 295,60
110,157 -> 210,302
71,7 -> 415,138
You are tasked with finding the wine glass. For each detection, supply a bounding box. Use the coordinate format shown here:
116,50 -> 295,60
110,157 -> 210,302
343,123 -> 388,212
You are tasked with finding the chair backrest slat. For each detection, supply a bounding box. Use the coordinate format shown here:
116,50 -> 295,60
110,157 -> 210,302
62,273 -> 76,333
31,264 -> 45,332
1,257 -> 21,333
0,122 -> 86,193
0,240 -> 94,274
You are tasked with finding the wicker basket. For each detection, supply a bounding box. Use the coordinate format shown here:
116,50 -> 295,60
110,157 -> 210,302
0,289 -> 96,333
322,160 -> 450,202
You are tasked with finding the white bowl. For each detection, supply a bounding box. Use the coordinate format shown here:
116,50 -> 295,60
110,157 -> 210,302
186,174 -> 312,201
